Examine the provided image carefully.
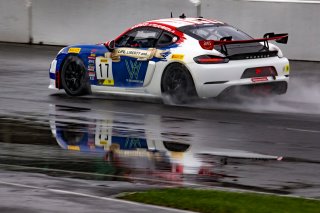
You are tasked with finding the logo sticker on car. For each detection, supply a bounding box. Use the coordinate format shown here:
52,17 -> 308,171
105,48 -> 168,62
68,47 -> 81,53
125,60 -> 142,82
171,54 -> 184,60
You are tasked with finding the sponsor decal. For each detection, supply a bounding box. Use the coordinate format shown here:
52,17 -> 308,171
125,60 -> 142,83
68,47 -> 81,54
103,79 -> 114,86
67,145 -> 80,151
88,65 -> 95,71
88,59 -> 95,64
99,140 -> 108,145
90,53 -> 96,57
171,54 -> 184,60
105,48 -> 168,62
100,58 -> 108,63
88,56 -> 96,60
251,76 -> 268,83
284,64 -> 290,73
88,71 -> 95,76
114,149 -> 152,158
125,138 -> 142,149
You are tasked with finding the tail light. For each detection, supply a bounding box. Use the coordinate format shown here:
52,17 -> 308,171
194,55 -> 229,64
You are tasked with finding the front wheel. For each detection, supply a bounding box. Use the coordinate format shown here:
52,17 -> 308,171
61,56 -> 91,96
161,63 -> 197,104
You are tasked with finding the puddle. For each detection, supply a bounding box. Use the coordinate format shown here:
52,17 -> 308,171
3,105 -> 318,197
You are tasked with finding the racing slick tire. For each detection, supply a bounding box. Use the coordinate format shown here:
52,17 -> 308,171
61,55 -> 91,96
161,63 -> 197,104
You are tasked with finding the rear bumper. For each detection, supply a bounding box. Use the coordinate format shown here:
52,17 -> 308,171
187,57 -> 290,98
199,75 -> 289,98
218,81 -> 288,99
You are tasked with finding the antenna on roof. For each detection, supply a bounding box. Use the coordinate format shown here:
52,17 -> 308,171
179,13 -> 186,19
171,12 -> 173,18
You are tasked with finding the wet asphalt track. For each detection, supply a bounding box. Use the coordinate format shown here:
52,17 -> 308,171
0,43 -> 320,212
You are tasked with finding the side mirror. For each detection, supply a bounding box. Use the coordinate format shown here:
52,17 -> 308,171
105,40 -> 115,51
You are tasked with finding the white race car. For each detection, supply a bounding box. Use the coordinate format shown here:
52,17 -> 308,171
49,17 -> 289,103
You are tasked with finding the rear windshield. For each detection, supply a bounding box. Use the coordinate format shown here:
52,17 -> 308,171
179,24 -> 252,41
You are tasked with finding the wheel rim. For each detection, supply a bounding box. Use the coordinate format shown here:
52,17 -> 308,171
164,69 -> 188,96
64,61 -> 84,92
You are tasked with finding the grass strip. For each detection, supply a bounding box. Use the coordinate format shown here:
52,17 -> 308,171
120,188 -> 320,213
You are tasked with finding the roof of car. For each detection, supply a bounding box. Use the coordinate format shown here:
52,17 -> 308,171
146,18 -> 224,28
128,18 -> 225,36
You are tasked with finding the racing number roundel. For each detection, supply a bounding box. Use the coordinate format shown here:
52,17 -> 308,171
95,57 -> 114,86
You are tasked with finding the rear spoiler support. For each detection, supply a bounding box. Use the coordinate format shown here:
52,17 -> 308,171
220,36 -> 232,56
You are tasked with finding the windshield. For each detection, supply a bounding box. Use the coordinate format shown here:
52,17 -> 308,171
179,24 -> 252,41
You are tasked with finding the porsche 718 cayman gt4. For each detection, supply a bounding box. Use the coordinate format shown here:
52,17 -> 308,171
49,17 -> 289,103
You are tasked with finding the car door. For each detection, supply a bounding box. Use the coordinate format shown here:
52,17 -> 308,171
108,27 -> 163,88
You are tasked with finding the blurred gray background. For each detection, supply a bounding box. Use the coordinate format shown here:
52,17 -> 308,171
0,0 -> 319,61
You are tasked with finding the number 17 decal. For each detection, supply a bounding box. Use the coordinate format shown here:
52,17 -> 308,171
95,57 -> 114,86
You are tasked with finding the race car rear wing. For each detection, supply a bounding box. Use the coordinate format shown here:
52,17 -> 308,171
199,33 -> 288,55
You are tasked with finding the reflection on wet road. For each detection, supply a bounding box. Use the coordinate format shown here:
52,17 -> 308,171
1,104 -> 320,198
0,43 -> 320,202
50,105 -> 282,186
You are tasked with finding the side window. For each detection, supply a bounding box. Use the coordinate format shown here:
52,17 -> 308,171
116,35 -> 130,47
116,27 -> 162,48
156,32 -> 178,47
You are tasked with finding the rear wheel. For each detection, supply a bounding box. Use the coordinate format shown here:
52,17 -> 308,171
161,63 -> 197,104
61,56 -> 91,96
